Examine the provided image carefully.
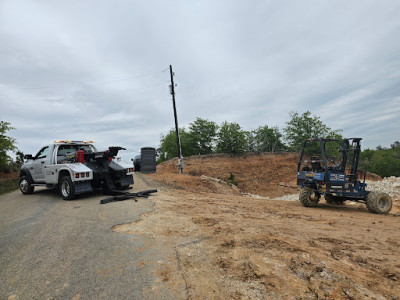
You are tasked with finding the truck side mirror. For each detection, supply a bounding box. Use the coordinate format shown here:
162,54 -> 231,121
24,154 -> 33,160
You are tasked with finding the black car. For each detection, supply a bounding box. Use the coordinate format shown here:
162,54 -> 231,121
132,155 -> 141,171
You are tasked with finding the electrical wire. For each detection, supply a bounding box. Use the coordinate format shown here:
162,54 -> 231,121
0,79 -> 169,102
0,68 -> 168,90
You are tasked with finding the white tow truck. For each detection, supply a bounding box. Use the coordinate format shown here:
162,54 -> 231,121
19,140 -> 134,200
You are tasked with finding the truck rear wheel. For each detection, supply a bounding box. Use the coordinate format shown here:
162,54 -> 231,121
299,188 -> 320,207
20,176 -> 34,195
366,192 -> 392,214
59,176 -> 76,200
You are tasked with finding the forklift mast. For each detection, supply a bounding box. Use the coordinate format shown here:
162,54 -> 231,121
348,138 -> 362,182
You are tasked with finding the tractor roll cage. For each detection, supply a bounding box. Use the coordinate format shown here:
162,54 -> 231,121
297,137 -> 363,187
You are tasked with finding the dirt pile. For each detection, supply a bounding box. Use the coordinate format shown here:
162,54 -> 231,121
136,154 -> 400,298
366,176 -> 400,197
154,153 -> 299,197
121,174 -> 400,299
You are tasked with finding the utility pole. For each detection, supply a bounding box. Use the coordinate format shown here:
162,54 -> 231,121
169,65 -> 184,174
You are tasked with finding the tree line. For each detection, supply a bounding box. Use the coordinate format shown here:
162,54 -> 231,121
0,121 -> 24,173
157,112 -> 399,178
359,142 -> 400,177
157,111 -> 342,162
1,112 -> 398,178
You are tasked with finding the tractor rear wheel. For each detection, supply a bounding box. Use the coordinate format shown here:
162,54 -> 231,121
299,188 -> 320,207
325,194 -> 345,205
366,192 -> 392,214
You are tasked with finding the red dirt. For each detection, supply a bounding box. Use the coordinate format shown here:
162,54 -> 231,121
0,172 -> 19,183
152,153 -> 381,198
118,153 -> 400,299
118,167 -> 400,299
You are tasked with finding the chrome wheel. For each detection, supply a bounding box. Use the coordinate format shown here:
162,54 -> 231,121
19,176 -> 34,195
61,180 -> 70,198
20,179 -> 29,193
59,176 -> 76,200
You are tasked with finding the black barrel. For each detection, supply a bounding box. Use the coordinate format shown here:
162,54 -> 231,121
140,147 -> 156,173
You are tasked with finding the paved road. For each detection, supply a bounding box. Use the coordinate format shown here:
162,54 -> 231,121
0,174 -> 177,299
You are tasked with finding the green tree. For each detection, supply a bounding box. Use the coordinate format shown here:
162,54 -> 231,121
359,144 -> 400,177
244,131 -> 256,152
216,121 -> 247,154
0,121 -> 17,171
253,125 -> 286,152
283,111 -> 342,151
16,150 -> 25,167
157,127 -> 193,163
188,118 -> 218,155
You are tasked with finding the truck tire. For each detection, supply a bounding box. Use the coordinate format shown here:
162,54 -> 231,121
366,192 -> 392,214
59,176 -> 76,200
20,176 -> 34,195
325,194 -> 345,205
299,188 -> 320,207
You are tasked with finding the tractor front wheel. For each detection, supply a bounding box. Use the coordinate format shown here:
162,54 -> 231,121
366,192 -> 392,214
299,188 -> 320,207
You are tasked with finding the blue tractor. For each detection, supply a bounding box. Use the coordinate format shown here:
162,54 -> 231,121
297,138 -> 392,214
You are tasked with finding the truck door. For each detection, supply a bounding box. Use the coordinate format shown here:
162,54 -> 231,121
31,146 -> 50,182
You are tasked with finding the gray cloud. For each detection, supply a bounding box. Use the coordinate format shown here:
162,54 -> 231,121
1,0 -> 400,158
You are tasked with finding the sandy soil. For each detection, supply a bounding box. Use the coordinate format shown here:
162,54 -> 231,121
114,154 -> 400,299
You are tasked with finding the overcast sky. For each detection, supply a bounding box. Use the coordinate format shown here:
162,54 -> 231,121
1,0 -> 399,160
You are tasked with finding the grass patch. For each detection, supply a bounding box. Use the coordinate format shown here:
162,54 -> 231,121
228,172 -> 238,186
0,178 -> 19,195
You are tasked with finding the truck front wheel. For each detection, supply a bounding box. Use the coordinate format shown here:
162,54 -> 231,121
20,176 -> 34,195
59,176 -> 76,200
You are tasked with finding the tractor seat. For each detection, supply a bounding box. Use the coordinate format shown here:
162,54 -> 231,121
311,156 -> 323,172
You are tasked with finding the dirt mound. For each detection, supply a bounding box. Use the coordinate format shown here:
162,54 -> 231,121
153,153 -> 298,197
152,153 -> 382,198
122,174 -> 400,299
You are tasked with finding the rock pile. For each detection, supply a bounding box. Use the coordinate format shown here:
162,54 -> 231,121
366,176 -> 400,197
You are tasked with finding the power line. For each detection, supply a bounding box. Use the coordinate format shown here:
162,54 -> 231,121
1,79 -> 169,102
0,69 -> 167,90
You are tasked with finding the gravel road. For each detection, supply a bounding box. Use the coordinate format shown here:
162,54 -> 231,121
0,175 -> 184,299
